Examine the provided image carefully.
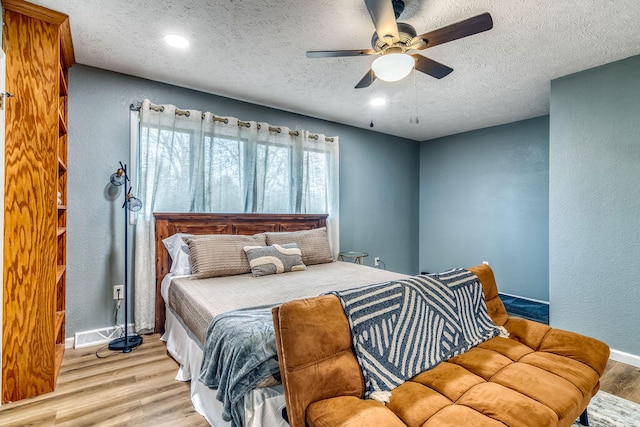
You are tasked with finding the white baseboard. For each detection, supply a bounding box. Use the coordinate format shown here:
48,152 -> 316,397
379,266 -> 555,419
65,337 -> 74,349
73,324 -> 136,349
610,348 -> 640,368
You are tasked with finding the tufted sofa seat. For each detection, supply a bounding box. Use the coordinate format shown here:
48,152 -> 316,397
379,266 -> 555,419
272,264 -> 610,427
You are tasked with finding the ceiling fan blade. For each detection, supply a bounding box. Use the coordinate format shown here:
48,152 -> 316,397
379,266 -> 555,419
412,54 -> 453,79
306,49 -> 377,58
355,69 -> 376,89
413,12 -> 493,50
364,0 -> 400,44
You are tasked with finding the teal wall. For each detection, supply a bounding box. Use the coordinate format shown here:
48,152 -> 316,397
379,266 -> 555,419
419,117 -> 550,301
68,54 -> 640,361
549,55 -> 640,355
67,65 -> 419,336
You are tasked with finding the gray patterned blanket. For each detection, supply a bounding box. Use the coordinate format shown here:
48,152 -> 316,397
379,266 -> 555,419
330,268 -> 500,397
198,306 -> 279,427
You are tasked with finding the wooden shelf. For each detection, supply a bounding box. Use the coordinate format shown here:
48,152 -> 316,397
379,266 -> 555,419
57,205 -> 67,211
58,112 -> 67,136
57,227 -> 66,237
53,344 -> 65,384
55,310 -> 65,337
59,65 -> 68,96
55,344 -> 65,364
58,157 -> 67,172
56,265 -> 66,284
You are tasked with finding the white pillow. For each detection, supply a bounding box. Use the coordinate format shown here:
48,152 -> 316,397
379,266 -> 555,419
162,232 -> 193,275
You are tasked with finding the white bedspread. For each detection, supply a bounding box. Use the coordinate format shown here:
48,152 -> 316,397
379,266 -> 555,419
167,261 -> 409,343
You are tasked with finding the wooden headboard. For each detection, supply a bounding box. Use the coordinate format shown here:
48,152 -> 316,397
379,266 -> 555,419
153,213 -> 328,332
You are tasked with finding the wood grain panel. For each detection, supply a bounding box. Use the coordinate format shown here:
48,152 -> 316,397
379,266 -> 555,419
153,213 -> 327,332
2,4 -> 70,402
58,18 -> 75,69
58,95 -> 67,124
2,0 -> 69,26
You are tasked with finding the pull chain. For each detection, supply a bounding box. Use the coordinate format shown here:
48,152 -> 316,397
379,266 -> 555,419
369,85 -> 375,128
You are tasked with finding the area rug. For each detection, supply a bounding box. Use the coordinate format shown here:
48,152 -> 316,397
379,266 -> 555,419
571,391 -> 640,426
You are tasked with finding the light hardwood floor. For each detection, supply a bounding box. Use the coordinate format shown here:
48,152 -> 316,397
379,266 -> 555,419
0,334 -> 638,426
0,335 -> 208,427
600,357 -> 640,404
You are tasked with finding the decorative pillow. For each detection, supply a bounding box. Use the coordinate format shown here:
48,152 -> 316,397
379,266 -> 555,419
243,243 -> 307,277
183,233 -> 267,279
162,233 -> 193,275
265,227 -> 333,266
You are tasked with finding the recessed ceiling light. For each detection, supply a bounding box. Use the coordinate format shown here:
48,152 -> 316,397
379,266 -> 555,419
370,98 -> 386,106
164,34 -> 189,49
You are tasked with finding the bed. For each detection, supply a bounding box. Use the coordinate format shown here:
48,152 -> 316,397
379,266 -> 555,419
153,213 -> 409,427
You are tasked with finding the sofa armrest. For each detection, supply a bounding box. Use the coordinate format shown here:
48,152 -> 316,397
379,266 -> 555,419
504,316 -> 610,376
538,328 -> 610,376
273,295 -> 365,427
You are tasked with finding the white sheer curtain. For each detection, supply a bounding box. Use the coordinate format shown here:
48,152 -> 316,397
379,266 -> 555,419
133,99 -> 339,331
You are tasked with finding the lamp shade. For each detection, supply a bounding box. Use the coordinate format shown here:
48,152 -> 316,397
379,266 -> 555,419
126,192 -> 142,212
372,53 -> 415,82
110,168 -> 126,186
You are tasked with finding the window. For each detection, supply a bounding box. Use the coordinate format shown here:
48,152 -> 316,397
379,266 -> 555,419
132,100 -> 339,331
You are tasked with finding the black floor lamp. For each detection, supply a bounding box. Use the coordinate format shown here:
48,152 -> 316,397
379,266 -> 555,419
108,162 -> 143,353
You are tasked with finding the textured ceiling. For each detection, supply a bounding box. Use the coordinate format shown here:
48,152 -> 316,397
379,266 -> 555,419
30,0 -> 640,141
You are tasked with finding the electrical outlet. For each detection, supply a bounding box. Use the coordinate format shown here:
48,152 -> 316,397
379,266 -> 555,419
374,257 -> 380,267
113,285 -> 124,300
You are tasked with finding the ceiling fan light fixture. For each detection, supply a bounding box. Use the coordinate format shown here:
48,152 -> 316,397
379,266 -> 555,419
372,53 -> 414,82
164,34 -> 190,49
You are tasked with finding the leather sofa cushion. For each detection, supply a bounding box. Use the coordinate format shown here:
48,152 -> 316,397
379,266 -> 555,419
307,397 -> 406,426
411,362 -> 484,401
455,382 -> 557,427
423,404 -> 509,427
305,334 -> 605,427
519,351 -> 601,397
386,382 -> 452,425
491,363 -> 584,419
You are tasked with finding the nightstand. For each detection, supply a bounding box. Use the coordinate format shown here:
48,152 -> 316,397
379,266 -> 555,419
338,251 -> 368,264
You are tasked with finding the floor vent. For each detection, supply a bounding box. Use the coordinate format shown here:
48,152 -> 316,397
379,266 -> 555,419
74,324 -> 135,349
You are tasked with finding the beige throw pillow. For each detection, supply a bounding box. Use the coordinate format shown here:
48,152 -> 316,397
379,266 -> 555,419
244,243 -> 307,277
183,233 -> 267,279
265,227 -> 333,266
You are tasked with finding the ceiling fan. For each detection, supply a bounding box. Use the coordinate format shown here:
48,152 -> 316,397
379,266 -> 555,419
306,0 -> 493,89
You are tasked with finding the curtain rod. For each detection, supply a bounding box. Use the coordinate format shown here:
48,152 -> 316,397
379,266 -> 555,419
130,102 -> 335,142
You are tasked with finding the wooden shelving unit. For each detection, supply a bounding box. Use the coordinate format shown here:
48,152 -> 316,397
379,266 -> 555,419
2,0 -> 74,403
57,27 -> 70,375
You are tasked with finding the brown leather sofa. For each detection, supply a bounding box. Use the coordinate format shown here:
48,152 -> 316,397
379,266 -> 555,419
272,264 -> 610,427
